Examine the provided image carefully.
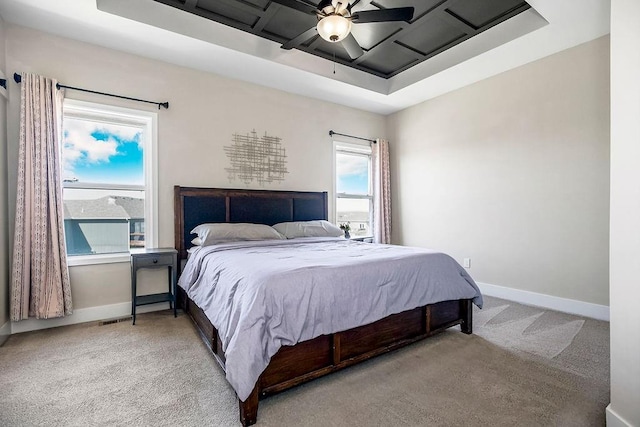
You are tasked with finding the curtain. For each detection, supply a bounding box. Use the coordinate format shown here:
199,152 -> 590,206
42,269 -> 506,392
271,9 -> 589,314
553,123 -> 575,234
372,138 -> 391,244
10,73 -> 72,321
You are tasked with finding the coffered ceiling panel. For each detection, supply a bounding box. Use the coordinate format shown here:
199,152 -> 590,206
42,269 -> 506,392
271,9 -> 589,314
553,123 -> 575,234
446,0 -> 529,28
358,44 -> 417,76
397,16 -> 466,57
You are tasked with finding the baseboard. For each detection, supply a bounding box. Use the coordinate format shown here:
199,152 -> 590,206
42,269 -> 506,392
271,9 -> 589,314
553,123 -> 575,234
8,283 -> 609,331
10,302 -> 171,334
606,404 -> 633,427
0,320 -> 10,346
477,282 -> 609,321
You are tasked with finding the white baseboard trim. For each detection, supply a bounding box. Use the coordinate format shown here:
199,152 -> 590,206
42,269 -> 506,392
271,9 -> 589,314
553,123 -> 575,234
10,302 -> 171,334
606,404 -> 633,427
477,282 -> 610,321
8,283 -> 609,332
0,320 -> 10,346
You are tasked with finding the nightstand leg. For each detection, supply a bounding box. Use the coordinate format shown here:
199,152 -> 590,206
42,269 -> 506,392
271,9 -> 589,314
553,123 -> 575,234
171,263 -> 177,318
168,267 -> 173,310
131,267 -> 137,325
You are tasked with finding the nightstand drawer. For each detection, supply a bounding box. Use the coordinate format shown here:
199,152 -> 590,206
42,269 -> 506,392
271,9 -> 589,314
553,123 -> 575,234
135,254 -> 174,268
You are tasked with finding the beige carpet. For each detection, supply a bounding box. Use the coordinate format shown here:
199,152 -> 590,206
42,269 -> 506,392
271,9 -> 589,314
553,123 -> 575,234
0,297 -> 609,426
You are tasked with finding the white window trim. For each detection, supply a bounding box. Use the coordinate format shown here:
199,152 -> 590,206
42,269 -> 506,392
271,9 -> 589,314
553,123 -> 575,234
63,99 -> 158,267
332,140 -> 374,238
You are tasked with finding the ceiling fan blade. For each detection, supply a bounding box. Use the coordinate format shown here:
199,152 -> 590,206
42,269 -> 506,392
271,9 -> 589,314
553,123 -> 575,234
351,7 -> 414,23
269,0 -> 318,15
341,33 -> 364,59
281,27 -> 319,50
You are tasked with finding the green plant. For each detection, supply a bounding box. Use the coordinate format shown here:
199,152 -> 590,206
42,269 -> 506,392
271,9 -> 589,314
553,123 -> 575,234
339,222 -> 351,232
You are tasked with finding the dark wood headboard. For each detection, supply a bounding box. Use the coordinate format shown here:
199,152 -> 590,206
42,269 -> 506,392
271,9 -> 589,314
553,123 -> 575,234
174,186 -> 328,260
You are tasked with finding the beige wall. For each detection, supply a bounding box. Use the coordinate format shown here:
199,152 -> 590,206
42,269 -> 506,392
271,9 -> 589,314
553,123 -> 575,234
387,36 -> 610,306
4,24 -> 385,310
0,16 -> 9,340
609,0 -> 640,424
2,23 -> 613,324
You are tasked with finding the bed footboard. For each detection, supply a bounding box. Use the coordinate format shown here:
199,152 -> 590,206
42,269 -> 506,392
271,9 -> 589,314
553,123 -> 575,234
178,287 -> 473,426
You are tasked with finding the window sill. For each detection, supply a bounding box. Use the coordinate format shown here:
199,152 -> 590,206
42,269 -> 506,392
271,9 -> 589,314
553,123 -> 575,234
67,253 -> 130,267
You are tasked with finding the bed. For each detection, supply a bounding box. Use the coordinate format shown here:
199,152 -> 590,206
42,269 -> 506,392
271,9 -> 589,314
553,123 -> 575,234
174,186 -> 482,426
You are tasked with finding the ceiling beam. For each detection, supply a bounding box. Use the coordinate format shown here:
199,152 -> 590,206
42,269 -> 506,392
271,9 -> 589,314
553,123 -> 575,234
438,9 -> 477,36
352,0 -> 374,10
213,0 -> 267,17
254,3 -> 282,32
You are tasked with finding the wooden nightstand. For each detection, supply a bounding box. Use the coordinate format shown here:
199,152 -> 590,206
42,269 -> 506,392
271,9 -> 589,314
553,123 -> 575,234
130,248 -> 178,325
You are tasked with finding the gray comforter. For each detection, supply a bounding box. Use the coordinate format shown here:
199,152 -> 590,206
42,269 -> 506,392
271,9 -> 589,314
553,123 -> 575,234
178,237 -> 483,401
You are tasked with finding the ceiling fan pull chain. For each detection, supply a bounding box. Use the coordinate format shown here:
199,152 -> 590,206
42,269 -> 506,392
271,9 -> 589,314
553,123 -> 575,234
333,51 -> 336,74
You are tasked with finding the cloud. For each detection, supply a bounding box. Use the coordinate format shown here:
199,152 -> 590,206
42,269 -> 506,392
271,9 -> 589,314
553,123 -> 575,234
337,154 -> 368,177
62,118 -> 142,179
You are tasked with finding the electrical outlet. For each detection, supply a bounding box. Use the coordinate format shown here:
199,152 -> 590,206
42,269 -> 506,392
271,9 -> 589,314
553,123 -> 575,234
463,258 -> 471,268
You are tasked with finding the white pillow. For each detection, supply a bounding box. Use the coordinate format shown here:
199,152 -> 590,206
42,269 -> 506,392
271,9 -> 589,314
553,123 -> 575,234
191,237 -> 202,246
272,220 -> 344,239
191,223 -> 284,246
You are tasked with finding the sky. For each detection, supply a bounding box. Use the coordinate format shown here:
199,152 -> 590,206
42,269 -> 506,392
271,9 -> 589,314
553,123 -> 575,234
336,152 -> 370,214
62,118 -> 144,186
336,152 -> 369,195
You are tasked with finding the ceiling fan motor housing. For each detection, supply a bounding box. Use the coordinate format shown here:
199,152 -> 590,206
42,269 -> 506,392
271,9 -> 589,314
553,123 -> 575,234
277,0 -> 414,59
316,0 -> 352,43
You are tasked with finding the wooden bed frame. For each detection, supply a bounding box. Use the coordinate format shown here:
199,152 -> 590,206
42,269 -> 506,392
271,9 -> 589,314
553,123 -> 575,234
174,186 -> 473,426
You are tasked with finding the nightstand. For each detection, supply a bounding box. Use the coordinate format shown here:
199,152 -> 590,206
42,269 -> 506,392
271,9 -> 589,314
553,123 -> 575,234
130,248 -> 178,325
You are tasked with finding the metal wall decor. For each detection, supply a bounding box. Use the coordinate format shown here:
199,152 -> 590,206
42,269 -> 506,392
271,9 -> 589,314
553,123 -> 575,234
224,130 -> 288,185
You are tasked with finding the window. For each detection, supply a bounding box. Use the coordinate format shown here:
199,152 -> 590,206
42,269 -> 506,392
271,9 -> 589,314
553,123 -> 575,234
334,141 -> 373,238
61,100 -> 157,264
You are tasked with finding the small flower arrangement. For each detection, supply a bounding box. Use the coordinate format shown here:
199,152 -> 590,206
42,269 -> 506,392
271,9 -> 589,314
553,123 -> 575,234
340,222 -> 351,238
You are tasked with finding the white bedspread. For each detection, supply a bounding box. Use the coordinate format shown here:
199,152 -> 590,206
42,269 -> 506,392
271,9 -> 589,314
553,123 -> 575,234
178,237 -> 482,401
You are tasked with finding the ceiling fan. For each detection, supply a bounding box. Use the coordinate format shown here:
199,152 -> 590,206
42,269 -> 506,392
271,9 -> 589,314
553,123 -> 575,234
271,0 -> 415,59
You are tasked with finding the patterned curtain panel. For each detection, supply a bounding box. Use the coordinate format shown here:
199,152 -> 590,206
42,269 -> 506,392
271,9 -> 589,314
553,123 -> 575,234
372,138 -> 391,244
10,73 -> 72,321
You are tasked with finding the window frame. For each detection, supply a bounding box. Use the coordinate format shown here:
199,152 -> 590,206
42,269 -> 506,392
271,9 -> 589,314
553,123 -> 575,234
62,99 -> 158,266
332,140 -> 374,239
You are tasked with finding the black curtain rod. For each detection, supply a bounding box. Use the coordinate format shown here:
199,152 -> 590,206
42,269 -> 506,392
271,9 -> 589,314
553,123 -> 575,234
12,73 -> 169,109
329,130 -> 376,143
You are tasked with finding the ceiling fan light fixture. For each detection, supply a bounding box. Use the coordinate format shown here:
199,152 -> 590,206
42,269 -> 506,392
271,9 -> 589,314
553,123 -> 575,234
317,14 -> 352,43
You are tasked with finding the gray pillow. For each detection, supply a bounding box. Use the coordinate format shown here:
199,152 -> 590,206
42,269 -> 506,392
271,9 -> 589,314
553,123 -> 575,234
191,223 -> 284,246
272,220 -> 344,239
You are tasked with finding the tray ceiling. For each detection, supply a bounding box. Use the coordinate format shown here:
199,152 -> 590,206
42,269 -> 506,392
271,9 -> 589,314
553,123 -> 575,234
153,0 -> 531,79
